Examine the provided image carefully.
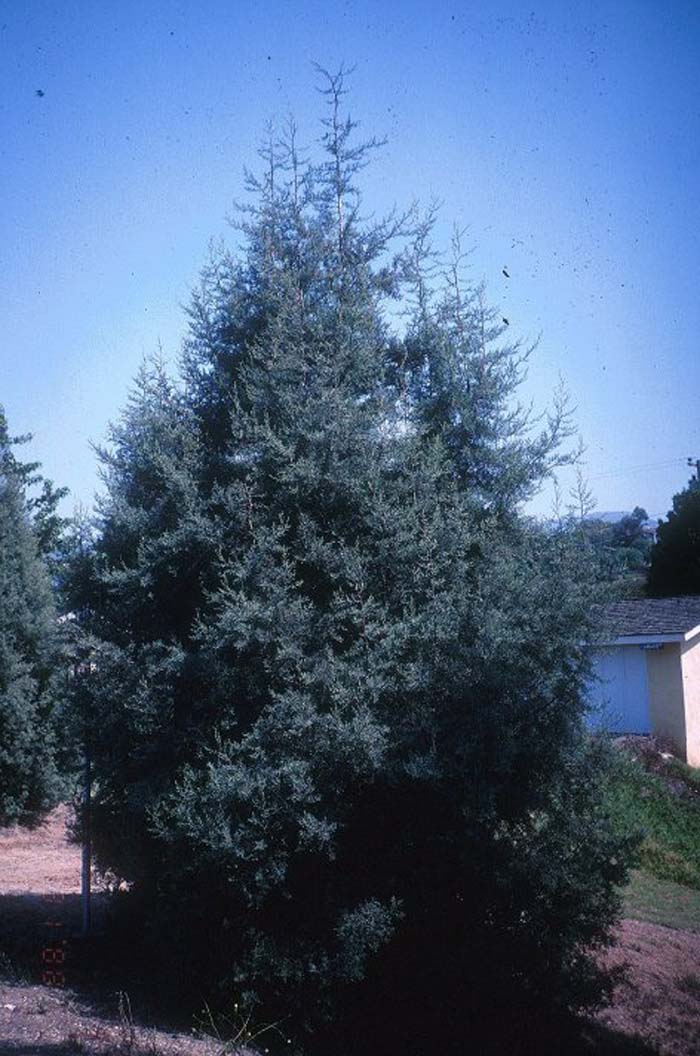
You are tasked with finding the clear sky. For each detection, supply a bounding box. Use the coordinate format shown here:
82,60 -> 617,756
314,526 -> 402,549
1,0 -> 699,521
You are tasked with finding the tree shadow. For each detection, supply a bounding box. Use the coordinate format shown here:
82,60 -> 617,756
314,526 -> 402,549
0,1045 -> 81,1055
348,1013 -> 663,1056
0,890 -> 185,1054
0,892 -> 84,934
0,891 -> 115,1002
0,892 -> 664,1055
0,889 -> 193,1036
1,893 -> 79,980
579,1019 -> 661,1055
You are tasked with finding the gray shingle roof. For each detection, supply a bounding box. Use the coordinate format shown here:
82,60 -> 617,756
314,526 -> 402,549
602,597 -> 700,638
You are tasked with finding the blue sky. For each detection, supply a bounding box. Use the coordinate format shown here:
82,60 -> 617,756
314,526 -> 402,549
1,0 -> 698,520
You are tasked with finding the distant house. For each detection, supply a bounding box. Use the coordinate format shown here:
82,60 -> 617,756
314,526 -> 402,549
587,597 -> 700,766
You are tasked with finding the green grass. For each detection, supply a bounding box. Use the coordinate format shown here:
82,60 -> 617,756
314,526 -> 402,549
624,869 -> 700,932
605,744 -> 700,931
605,750 -> 700,888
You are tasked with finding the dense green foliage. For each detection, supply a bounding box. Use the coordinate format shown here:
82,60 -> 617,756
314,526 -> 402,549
0,408 -> 65,827
647,477 -> 700,596
611,507 -> 651,551
73,75 -> 634,1052
582,507 -> 652,597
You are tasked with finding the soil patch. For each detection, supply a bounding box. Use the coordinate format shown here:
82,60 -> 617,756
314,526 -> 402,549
596,917 -> 700,1056
0,982 -> 227,1055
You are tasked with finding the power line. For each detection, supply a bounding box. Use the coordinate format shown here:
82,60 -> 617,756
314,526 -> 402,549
587,458 -> 687,482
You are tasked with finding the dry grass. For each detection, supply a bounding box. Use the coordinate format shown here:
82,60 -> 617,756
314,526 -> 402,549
0,807 -> 84,896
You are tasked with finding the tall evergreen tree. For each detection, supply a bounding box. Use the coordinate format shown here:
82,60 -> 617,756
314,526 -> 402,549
76,72 -> 633,1053
647,476 -> 700,596
0,408 -> 64,827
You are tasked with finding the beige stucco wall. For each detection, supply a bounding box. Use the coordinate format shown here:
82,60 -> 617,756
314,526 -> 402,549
681,635 -> 700,767
646,643 -> 686,759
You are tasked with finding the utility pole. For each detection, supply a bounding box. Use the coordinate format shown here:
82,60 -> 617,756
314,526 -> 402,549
688,457 -> 700,483
70,632 -> 92,938
82,742 -> 92,936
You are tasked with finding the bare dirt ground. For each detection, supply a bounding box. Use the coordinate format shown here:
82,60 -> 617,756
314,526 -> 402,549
0,983 -> 228,1056
3,808 -> 700,1055
0,809 -> 234,1055
595,918 -> 700,1056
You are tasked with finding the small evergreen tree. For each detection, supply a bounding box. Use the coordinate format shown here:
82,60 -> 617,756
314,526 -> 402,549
647,477 -> 700,596
0,408 -> 65,827
75,73 -> 634,1053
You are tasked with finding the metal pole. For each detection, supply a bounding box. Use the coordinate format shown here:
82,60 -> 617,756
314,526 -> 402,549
81,744 -> 91,936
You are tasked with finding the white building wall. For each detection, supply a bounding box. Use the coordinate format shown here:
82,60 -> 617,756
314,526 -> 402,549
646,642 -> 686,759
681,637 -> 700,767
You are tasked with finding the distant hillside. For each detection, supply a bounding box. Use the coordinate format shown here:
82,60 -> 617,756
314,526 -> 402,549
587,511 -> 662,529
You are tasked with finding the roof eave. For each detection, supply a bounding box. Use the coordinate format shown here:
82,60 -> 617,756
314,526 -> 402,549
599,633 -> 686,647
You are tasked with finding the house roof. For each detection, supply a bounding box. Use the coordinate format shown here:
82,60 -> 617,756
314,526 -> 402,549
602,597 -> 700,642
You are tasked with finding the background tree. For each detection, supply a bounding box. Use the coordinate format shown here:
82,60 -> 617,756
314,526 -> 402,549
0,407 -> 65,827
647,477 -> 700,596
73,73 -> 634,1054
580,505 -> 653,598
611,505 -> 650,553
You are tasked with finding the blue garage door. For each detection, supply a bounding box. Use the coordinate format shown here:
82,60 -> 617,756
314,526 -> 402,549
587,646 -> 651,733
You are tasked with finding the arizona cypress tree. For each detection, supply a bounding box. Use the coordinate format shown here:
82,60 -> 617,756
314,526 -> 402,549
77,73 -> 632,1053
0,408 -> 64,827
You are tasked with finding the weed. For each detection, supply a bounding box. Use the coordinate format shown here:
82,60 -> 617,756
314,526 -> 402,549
194,996 -> 291,1054
118,991 -> 138,1054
